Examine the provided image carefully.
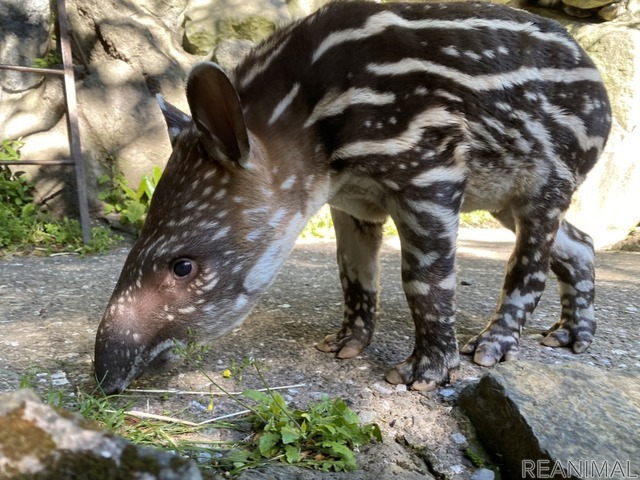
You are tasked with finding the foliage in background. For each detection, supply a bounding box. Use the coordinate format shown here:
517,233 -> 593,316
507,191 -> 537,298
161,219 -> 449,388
98,161 -> 162,232
31,8 -> 61,69
0,139 -> 120,256
300,205 -> 498,240
32,51 -> 62,68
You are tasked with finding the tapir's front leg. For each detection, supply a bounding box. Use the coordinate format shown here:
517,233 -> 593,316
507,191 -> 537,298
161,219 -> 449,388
316,207 -> 384,359
384,195 -> 462,391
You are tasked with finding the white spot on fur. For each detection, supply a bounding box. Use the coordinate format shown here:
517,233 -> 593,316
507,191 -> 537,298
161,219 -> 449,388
442,46 -> 459,57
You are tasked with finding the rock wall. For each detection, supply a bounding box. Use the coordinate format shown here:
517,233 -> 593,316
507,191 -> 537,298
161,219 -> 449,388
0,0 -> 638,246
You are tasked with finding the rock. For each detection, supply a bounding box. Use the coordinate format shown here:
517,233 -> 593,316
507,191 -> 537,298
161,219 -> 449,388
451,432 -> 468,446
372,383 -> 394,395
182,0 -> 290,56
458,361 -> 640,480
0,0 -> 51,93
213,38 -> 255,71
0,389 -> 202,479
598,0 -> 640,20
610,226 -> 640,251
1,0 -> 197,216
564,18 -> 640,248
561,0 -> 615,9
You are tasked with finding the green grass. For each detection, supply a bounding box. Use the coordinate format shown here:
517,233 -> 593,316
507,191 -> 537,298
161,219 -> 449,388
19,334 -> 381,475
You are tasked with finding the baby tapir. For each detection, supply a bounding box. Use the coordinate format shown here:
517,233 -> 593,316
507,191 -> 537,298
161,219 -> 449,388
94,0 -> 611,394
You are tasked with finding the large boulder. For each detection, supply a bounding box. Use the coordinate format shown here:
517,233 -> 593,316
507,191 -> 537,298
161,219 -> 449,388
459,362 -> 640,479
0,389 -> 202,479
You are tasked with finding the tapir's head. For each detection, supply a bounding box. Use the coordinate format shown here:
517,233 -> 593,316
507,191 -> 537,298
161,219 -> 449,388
94,63 -> 307,394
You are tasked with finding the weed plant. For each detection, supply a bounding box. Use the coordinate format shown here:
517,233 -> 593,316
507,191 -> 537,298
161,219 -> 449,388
0,139 -> 119,255
98,164 -> 162,231
19,334 -> 380,475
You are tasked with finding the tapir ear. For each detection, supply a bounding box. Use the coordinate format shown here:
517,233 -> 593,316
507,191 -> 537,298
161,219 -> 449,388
156,94 -> 192,146
186,62 -> 251,167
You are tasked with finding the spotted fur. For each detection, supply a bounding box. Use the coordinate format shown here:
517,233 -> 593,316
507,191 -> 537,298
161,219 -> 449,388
94,1 -> 611,394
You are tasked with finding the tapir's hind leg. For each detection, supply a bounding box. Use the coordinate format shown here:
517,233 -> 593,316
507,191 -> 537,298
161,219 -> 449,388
462,208 -> 596,364
461,205 -> 561,366
316,207 -> 384,359
544,220 -> 596,353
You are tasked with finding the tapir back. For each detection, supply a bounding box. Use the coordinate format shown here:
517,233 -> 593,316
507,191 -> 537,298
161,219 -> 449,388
233,1 -> 609,189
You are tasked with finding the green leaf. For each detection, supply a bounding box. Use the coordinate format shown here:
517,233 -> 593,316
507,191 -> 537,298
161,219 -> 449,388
257,431 -> 280,457
284,444 -> 300,463
142,175 -> 155,200
97,174 -> 111,185
123,201 -> 146,225
120,182 -> 138,200
280,424 -> 301,444
242,389 -> 271,404
152,165 -> 163,184
364,423 -> 382,442
320,441 -> 357,469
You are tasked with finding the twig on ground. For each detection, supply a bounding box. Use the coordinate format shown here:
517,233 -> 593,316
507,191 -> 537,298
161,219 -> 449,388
125,383 -> 306,396
106,408 -> 253,426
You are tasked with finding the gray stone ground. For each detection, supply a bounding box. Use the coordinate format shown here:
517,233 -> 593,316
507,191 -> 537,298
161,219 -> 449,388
0,228 -> 638,479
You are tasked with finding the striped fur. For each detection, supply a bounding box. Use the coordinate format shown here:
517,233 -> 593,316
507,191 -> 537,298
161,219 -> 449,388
95,1 -> 611,394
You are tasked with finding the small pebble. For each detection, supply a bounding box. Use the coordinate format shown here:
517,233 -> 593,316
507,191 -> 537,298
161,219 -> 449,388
309,391 -> 329,400
196,452 -> 212,463
471,468 -> 496,480
395,384 -> 407,393
190,400 -> 208,412
450,464 -> 464,474
451,432 -> 467,445
50,371 -> 69,386
373,383 -> 394,395
358,410 -> 376,424
439,388 -> 456,398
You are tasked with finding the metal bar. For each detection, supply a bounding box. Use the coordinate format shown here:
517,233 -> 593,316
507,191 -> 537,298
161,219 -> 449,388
0,64 -> 65,76
0,160 -> 74,166
57,0 -> 92,244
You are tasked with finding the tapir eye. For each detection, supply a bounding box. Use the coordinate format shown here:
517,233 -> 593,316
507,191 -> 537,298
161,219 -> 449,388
172,259 -> 193,278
